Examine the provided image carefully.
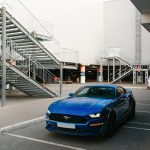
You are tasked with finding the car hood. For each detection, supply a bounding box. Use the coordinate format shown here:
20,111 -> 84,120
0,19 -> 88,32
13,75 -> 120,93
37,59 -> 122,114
48,97 -> 113,116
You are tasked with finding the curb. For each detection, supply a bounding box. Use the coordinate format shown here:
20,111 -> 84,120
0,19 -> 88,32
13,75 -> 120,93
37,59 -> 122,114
0,116 -> 45,134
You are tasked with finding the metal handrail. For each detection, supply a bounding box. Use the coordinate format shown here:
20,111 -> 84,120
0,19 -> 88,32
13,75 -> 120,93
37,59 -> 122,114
6,53 -> 59,84
6,37 -> 58,84
2,0 -> 53,38
52,48 -> 79,68
109,65 -> 133,81
0,1 -> 79,67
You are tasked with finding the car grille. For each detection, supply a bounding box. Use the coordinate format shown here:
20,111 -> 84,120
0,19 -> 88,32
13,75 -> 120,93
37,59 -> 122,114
49,113 -> 87,124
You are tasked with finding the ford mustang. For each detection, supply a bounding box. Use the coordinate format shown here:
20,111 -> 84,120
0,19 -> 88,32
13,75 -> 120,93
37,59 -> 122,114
46,84 -> 135,136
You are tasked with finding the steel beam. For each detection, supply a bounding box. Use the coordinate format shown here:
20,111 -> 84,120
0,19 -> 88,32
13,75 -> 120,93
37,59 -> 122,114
1,7 -> 7,106
133,70 -> 136,85
145,70 -> 148,85
113,57 -> 115,82
107,60 -> 110,83
59,63 -> 63,96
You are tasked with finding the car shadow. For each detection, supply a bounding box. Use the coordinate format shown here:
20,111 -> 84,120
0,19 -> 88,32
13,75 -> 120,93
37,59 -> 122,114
46,128 -> 122,144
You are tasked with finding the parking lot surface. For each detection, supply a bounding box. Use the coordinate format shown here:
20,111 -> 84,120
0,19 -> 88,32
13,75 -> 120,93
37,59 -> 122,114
0,86 -> 150,150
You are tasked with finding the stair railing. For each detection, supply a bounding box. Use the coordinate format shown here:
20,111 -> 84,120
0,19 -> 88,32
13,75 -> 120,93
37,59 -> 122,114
0,0 -> 79,68
109,65 -> 133,83
2,0 -> 53,38
6,37 -> 59,84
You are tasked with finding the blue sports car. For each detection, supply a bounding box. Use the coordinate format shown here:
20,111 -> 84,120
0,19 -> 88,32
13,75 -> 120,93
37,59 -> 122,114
46,84 -> 135,136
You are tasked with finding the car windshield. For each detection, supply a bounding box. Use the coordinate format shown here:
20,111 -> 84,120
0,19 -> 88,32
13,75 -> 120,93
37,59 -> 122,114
74,86 -> 115,99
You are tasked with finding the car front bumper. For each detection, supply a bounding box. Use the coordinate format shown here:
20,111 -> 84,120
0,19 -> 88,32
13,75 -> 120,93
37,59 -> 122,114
45,117 -> 106,136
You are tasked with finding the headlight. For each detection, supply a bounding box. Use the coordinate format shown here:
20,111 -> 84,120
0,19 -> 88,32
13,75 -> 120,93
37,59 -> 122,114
89,113 -> 101,118
46,110 -> 51,121
47,110 -> 51,114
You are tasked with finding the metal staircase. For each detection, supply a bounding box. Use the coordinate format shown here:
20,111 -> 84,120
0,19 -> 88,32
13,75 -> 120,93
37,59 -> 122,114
135,9 -> 141,65
0,8 -> 60,97
0,9 -> 60,68
0,62 -> 56,97
108,56 -> 134,84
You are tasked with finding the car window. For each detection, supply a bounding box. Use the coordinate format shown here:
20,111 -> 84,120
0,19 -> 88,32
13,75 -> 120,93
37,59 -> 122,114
75,87 -> 89,97
75,86 -> 115,99
116,87 -> 126,97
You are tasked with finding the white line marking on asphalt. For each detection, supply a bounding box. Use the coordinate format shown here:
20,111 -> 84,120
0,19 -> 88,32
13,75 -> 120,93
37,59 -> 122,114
123,126 -> 150,131
7,133 -> 86,150
137,103 -> 150,106
0,116 -> 45,134
136,110 -> 150,114
129,121 -> 150,126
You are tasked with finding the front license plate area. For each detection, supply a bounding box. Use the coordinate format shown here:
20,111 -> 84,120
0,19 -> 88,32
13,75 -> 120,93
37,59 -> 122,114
57,122 -> 75,129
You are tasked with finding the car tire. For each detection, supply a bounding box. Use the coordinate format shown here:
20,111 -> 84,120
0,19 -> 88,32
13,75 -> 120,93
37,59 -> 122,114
104,112 -> 116,137
128,102 -> 135,120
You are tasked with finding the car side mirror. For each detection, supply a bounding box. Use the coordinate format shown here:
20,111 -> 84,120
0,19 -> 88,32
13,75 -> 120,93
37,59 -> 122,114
126,89 -> 131,94
120,94 -> 126,98
69,93 -> 74,97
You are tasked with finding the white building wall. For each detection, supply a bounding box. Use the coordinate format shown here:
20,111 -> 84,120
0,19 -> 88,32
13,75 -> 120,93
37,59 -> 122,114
141,26 -> 150,65
103,0 -> 136,65
12,0 -> 150,66
20,0 -> 102,66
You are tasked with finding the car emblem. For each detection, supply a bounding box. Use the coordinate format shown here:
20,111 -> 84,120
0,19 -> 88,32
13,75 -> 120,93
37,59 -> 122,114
64,115 -> 71,120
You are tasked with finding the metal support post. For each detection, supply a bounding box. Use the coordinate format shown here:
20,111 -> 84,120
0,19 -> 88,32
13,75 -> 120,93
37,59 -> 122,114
59,63 -> 63,96
10,40 -> 13,65
119,60 -> 121,83
99,57 -> 103,82
28,55 -> 31,78
113,57 -> 115,82
8,38 -> 13,92
43,66 -> 45,84
33,63 -> 36,80
108,60 -> 110,83
133,70 -> 136,85
145,70 -> 148,85
1,7 -> 7,106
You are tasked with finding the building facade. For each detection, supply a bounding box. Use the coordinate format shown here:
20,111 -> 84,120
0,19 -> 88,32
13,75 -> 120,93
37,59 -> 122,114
1,0 -> 150,84
47,0 -> 150,83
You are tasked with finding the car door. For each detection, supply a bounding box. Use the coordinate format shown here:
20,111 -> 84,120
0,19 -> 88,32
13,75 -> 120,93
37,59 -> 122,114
115,87 -> 129,121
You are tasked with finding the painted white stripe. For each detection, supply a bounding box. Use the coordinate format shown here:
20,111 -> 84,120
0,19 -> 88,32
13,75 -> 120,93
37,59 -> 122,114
129,121 -> 150,126
124,87 -> 146,89
0,116 -> 45,134
136,110 -> 150,114
7,133 -> 86,150
123,126 -> 150,131
137,103 -> 150,106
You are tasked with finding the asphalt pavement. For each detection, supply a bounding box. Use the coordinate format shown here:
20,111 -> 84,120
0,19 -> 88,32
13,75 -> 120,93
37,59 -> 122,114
0,83 -> 149,150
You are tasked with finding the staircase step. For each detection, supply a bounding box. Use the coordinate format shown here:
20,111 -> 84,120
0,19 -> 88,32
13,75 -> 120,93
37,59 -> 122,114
109,57 -> 135,84
0,7 -> 61,97
0,62 -> 57,97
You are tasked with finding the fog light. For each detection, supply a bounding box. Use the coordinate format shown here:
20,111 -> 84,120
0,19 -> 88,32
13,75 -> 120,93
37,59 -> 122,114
90,123 -> 104,127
